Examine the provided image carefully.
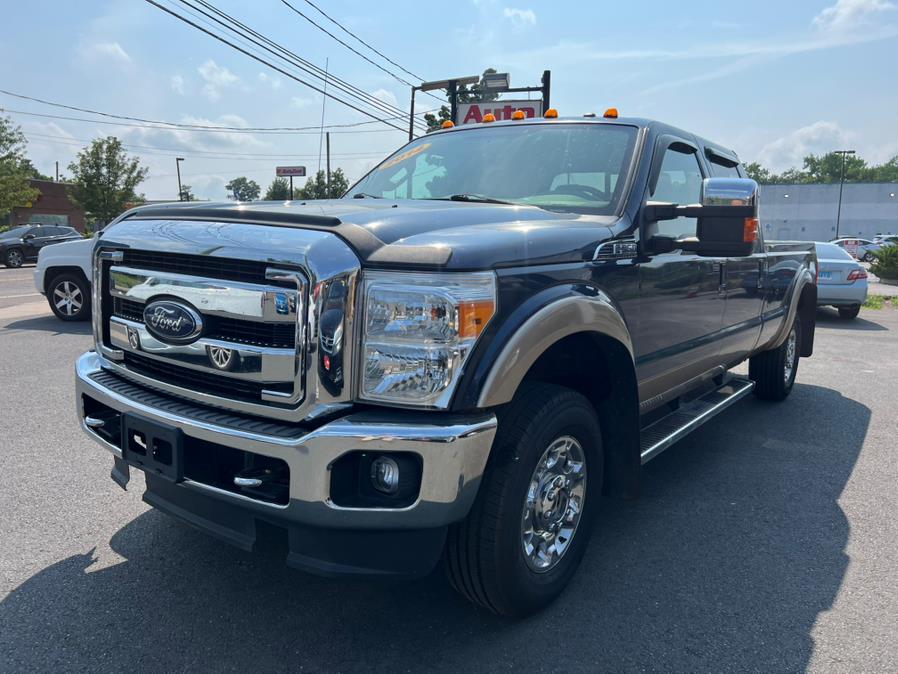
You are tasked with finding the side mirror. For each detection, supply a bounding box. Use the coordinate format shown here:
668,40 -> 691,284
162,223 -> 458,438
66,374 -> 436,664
22,233 -> 36,241
645,178 -> 760,257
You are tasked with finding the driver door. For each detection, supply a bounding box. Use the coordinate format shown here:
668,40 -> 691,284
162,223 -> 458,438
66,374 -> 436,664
635,139 -> 726,404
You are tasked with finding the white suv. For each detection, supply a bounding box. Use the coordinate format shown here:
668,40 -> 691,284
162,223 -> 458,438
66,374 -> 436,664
34,236 -> 94,321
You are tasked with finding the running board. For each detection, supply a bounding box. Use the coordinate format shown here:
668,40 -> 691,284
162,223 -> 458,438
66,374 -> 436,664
640,377 -> 754,464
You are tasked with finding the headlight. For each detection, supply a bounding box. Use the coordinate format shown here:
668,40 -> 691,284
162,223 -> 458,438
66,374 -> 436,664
360,271 -> 496,407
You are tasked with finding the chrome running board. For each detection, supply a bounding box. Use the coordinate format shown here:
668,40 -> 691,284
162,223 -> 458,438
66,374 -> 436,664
640,377 -> 754,465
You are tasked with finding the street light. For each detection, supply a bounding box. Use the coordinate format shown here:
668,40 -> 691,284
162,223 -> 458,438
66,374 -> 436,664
409,75 -> 480,141
175,157 -> 185,201
834,149 -> 855,238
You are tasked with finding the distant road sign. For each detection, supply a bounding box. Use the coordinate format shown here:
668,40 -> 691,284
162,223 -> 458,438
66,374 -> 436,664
276,166 -> 307,177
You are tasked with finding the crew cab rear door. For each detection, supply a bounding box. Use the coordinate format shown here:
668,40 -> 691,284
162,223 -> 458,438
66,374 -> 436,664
635,138 -> 726,402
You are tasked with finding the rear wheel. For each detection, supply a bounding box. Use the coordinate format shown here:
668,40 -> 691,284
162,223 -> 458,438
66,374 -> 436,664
47,273 -> 91,321
838,304 -> 861,320
749,318 -> 801,401
863,252 -> 874,262
445,383 -> 603,617
4,248 -> 24,268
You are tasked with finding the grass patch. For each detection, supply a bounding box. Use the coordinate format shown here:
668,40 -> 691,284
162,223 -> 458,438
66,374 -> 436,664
864,295 -> 885,309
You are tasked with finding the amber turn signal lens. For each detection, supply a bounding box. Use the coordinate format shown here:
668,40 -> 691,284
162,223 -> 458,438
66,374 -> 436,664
458,300 -> 496,339
482,113 -> 496,123
544,108 -> 559,118
603,108 -> 619,119
441,120 -> 455,129
743,217 -> 760,243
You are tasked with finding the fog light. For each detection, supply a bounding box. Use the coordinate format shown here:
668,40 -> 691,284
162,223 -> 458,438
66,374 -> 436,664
371,456 -> 400,495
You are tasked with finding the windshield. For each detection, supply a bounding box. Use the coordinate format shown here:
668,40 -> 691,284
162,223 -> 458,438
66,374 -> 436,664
0,225 -> 31,239
348,123 -> 639,215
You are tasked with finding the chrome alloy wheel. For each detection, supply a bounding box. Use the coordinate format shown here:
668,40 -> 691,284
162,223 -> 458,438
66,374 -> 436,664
521,435 -> 588,573
784,325 -> 797,385
53,280 -> 83,317
6,249 -> 23,267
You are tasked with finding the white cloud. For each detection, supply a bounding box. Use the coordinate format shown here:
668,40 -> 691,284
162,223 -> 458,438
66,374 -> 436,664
291,95 -> 317,109
813,0 -> 896,31
121,113 -> 268,155
78,41 -> 132,65
502,7 -> 536,26
170,75 -> 185,95
370,88 -> 399,110
756,121 -> 851,171
197,59 -> 241,101
258,72 -> 281,90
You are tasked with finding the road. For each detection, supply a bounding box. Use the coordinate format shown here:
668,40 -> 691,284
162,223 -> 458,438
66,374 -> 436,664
1,294 -> 897,672
0,265 -> 47,317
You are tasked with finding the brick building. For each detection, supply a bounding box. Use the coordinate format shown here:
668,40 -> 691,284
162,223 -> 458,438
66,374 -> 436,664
6,179 -> 87,233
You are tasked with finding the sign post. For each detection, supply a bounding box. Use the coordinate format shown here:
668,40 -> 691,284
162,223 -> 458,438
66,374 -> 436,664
277,166 -> 306,197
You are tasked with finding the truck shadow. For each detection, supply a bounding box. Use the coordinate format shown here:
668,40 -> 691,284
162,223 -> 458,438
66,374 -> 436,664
0,384 -> 867,671
3,314 -> 92,335
815,307 -> 889,331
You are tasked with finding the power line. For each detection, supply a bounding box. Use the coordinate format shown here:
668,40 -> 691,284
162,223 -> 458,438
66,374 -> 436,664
0,107 -> 421,135
177,0 -> 428,130
0,88 -> 432,133
25,130 -> 391,161
142,0 -> 413,133
296,0 -> 424,83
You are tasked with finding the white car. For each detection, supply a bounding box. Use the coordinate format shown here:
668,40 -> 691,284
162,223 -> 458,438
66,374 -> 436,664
34,236 -> 94,321
815,242 -> 869,319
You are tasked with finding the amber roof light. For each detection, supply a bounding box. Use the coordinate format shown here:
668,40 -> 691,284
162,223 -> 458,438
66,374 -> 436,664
544,108 -> 558,118
603,108 -> 619,119
511,110 -> 526,120
482,113 -> 496,123
441,120 -> 455,129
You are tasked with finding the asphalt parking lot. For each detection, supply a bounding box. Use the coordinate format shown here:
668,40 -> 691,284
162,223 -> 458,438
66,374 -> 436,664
1,265 -> 897,672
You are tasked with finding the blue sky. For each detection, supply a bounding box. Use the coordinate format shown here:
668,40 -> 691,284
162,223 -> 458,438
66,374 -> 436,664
2,0 -> 896,200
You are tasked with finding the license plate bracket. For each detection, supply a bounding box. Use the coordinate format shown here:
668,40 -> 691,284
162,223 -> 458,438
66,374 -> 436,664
121,414 -> 184,482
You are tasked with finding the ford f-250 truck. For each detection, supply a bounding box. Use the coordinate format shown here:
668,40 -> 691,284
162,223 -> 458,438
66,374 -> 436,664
75,113 -> 817,617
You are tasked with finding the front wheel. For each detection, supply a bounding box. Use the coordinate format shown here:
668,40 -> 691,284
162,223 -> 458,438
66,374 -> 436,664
4,248 -> 24,268
750,318 -> 801,401
47,273 -> 91,321
838,304 -> 861,320
445,383 -> 603,617
863,252 -> 874,262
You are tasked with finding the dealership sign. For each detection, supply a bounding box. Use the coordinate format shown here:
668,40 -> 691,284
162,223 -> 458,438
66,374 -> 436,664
276,166 -> 307,177
457,100 -> 543,125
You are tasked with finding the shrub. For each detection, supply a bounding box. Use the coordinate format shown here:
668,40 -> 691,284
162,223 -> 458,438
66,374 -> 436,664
870,244 -> 898,280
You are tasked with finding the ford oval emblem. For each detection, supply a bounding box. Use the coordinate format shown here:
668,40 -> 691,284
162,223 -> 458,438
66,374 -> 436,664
143,300 -> 204,344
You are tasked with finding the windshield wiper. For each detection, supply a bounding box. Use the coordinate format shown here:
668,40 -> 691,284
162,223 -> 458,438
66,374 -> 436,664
435,193 -> 517,205
352,192 -> 382,199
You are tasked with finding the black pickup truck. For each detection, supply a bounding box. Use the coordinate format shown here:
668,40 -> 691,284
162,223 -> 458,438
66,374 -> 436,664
75,114 -> 817,617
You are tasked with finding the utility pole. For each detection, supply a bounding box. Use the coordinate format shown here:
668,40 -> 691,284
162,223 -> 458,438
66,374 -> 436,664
326,132 -> 331,198
318,57 -> 329,175
55,161 -> 59,182
834,149 -> 855,238
175,157 -> 185,201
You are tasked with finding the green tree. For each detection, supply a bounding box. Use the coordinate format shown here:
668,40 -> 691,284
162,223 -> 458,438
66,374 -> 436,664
0,115 -> 41,221
743,162 -> 771,184
424,68 -> 500,132
296,168 -> 349,199
225,176 -> 261,201
264,177 -> 293,200
67,137 -> 148,228
801,152 -> 868,183
178,184 -> 196,201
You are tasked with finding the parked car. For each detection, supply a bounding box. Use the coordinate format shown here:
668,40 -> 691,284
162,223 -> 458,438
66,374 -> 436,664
815,242 -> 868,319
34,235 -> 94,321
873,234 -> 898,247
75,114 -> 818,617
829,237 -> 881,262
0,224 -> 82,267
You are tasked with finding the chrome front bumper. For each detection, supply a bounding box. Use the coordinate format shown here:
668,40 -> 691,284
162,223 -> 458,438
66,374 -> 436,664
75,351 -> 497,530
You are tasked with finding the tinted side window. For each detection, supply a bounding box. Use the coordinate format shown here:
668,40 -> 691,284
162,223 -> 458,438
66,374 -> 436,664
651,148 -> 704,238
708,155 -> 741,178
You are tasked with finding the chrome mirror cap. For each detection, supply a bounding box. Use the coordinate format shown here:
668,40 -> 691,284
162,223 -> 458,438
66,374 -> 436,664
701,178 -> 759,210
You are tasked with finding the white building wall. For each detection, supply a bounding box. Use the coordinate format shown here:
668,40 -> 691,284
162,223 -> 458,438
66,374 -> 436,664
758,183 -> 898,241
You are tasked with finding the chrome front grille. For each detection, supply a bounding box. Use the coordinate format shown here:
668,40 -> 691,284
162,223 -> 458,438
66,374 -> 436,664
93,219 -> 360,422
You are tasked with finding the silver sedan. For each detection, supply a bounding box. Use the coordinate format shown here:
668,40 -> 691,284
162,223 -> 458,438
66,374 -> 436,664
815,242 -> 869,319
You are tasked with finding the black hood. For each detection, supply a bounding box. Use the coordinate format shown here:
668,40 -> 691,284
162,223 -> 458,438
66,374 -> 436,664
124,199 -> 619,270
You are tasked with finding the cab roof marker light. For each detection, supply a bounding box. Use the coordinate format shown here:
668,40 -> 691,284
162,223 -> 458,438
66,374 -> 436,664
482,113 -> 496,123
511,110 -> 526,120
544,108 -> 558,118
604,108 -> 619,119
441,120 -> 455,129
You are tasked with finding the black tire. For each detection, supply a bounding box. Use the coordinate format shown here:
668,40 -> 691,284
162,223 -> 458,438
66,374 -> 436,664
46,272 -> 91,321
838,304 -> 861,320
445,382 -> 603,617
749,318 -> 801,401
4,248 -> 24,268
863,252 -> 874,262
